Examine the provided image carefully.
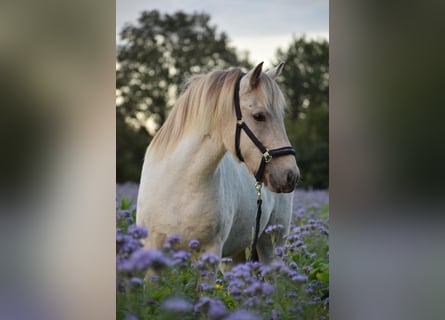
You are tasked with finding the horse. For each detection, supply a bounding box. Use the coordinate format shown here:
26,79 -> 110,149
136,62 -> 300,268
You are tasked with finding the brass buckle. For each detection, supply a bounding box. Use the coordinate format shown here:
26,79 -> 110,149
237,119 -> 244,126
263,150 -> 272,163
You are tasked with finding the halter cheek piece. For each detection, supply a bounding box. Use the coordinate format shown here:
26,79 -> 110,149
234,73 -> 296,181
233,72 -> 296,262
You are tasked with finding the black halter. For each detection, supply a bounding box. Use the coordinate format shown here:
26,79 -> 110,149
234,73 -> 296,182
233,72 -> 296,261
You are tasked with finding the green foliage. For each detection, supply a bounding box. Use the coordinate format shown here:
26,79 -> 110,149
285,107 -> 329,189
274,37 -> 329,189
275,38 -> 328,120
116,10 -> 251,182
119,196 -> 132,210
117,112 -> 150,182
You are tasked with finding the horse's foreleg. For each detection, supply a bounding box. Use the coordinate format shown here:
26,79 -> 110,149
254,232 -> 275,264
142,231 -> 167,249
256,201 -> 292,264
219,250 -> 246,273
256,223 -> 289,264
197,241 -> 223,287
141,232 -> 168,281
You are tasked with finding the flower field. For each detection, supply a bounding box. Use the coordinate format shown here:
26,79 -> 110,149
116,189 -> 329,319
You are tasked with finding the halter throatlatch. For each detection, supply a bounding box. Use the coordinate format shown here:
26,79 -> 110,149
233,72 -> 296,262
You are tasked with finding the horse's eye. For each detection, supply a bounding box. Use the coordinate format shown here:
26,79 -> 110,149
252,113 -> 266,122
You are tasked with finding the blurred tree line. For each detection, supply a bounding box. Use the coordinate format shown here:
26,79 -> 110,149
117,10 -> 328,189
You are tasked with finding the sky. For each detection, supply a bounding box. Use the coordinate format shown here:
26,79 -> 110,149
116,0 -> 328,68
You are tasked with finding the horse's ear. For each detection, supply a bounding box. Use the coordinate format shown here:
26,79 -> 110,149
246,62 -> 264,89
265,62 -> 285,80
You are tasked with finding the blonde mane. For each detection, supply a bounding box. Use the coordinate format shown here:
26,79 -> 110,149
148,68 -> 286,158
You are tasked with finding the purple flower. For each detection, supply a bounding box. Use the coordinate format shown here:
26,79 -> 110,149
199,270 -> 210,277
118,209 -> 131,218
117,235 -> 143,255
150,274 -> 160,282
127,225 -> 148,239
261,260 -> 289,275
265,224 -> 284,234
116,229 -> 124,242
270,309 -> 281,320
285,238 -> 305,251
243,296 -> 261,308
295,207 -> 306,216
221,257 -> 233,264
124,314 -> 138,320
126,217 -> 134,224
198,283 -> 214,292
161,296 -> 193,313
303,265 -> 313,273
305,287 -> 314,295
224,309 -> 261,320
243,282 -> 262,295
119,249 -> 171,272
294,240 -> 304,248
194,297 -> 227,319
249,261 -> 263,272
227,278 -> 244,293
227,264 -> 252,279
208,302 -> 227,319
261,282 -> 275,295
288,306 -> 298,313
188,239 -> 200,250
244,282 -> 274,296
284,233 -> 300,242
274,246 -> 284,257
167,234 -> 182,245
307,252 -> 317,259
227,285 -> 242,298
292,274 -> 308,282
172,250 -> 191,265
130,277 -> 143,286
197,253 -> 219,268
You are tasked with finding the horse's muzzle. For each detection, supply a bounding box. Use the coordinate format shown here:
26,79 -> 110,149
268,168 -> 300,193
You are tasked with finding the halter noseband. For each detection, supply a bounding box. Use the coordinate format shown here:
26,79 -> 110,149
233,72 -> 296,262
234,73 -> 296,182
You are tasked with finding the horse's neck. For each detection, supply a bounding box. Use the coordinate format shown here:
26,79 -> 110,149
159,132 -> 225,190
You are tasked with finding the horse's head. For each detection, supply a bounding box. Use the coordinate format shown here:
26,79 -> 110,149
223,62 -> 300,193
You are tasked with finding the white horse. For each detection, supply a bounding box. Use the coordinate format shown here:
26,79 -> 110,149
136,62 -> 299,266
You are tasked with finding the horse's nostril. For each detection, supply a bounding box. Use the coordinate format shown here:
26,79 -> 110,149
286,170 -> 300,188
286,170 -> 298,188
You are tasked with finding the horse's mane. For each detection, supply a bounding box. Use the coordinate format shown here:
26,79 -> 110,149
148,67 -> 286,158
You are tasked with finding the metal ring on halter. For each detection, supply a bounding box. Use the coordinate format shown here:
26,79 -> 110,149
263,150 -> 272,163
